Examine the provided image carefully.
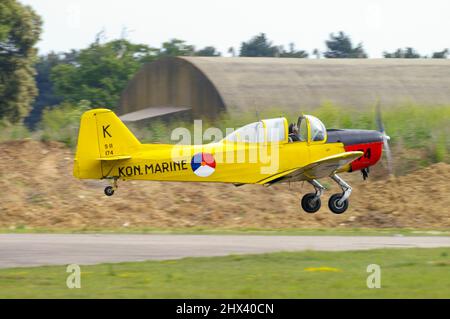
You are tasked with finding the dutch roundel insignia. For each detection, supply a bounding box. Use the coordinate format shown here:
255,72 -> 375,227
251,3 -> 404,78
191,153 -> 216,177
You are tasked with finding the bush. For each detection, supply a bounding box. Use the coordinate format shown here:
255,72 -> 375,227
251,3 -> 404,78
39,100 -> 90,148
0,120 -> 31,142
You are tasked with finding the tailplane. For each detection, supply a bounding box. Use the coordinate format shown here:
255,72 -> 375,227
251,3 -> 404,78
73,108 -> 141,179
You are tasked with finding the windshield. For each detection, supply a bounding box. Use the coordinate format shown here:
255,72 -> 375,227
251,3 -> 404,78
297,115 -> 327,142
298,117 -> 308,141
307,115 -> 327,142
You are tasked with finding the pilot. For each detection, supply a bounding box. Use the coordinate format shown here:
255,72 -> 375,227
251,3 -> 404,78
288,123 -> 300,142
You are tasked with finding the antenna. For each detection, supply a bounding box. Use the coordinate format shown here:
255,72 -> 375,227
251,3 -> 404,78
254,99 -> 260,121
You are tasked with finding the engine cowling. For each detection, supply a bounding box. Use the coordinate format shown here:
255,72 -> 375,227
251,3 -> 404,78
327,129 -> 384,172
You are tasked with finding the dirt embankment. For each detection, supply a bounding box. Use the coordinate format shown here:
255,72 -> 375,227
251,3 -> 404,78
0,140 -> 449,230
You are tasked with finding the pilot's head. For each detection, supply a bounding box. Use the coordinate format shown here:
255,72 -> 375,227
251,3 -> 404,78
289,123 -> 298,134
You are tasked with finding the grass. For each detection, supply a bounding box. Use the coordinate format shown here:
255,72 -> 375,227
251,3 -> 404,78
0,248 -> 449,298
0,121 -> 32,143
1,227 -> 449,236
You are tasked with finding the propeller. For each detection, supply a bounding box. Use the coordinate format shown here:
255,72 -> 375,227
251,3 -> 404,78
375,101 -> 393,175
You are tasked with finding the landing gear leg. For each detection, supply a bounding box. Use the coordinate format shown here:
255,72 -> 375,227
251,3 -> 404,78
104,177 -> 118,197
301,180 -> 325,213
328,174 -> 351,214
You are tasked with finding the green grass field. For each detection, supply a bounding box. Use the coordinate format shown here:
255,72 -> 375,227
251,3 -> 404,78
1,248 -> 449,298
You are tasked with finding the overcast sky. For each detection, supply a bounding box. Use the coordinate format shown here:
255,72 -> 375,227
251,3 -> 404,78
20,0 -> 450,58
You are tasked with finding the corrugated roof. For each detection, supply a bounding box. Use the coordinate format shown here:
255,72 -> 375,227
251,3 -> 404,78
180,57 -> 450,111
119,57 -> 450,119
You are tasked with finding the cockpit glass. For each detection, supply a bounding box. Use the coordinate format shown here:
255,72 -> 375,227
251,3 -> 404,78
225,121 -> 264,143
308,115 -> 326,142
264,118 -> 286,143
298,117 -> 308,141
224,118 -> 287,143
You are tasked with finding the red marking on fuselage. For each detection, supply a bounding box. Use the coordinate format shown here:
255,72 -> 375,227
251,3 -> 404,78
344,141 -> 383,172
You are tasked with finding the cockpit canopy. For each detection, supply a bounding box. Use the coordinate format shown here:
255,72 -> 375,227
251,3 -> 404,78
224,118 -> 287,143
297,115 -> 327,143
223,115 -> 327,144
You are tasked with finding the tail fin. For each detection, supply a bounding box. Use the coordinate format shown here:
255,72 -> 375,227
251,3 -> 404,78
73,108 -> 141,179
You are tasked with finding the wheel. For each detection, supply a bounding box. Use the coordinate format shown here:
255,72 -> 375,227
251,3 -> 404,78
328,193 -> 349,214
104,186 -> 115,197
301,193 -> 321,213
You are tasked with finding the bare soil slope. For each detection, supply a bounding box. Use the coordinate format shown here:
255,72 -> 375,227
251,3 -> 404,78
1,140 -> 449,229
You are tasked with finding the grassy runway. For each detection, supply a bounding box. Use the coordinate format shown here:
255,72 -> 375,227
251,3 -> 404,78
0,248 -> 449,298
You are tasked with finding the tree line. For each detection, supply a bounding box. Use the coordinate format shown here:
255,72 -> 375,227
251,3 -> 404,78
1,0 -> 449,127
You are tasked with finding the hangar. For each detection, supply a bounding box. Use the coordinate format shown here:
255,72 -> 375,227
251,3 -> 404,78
118,57 -> 450,121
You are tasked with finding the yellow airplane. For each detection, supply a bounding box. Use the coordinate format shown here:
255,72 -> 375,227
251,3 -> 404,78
73,108 -> 389,214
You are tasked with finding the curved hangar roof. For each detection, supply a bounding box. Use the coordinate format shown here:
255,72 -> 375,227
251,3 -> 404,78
119,57 -> 450,121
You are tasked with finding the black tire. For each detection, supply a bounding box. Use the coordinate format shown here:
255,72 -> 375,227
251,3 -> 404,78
104,186 -> 115,197
328,193 -> 349,214
301,193 -> 321,213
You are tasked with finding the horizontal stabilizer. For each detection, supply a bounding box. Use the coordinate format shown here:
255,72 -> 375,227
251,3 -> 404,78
120,106 -> 191,122
96,155 -> 132,161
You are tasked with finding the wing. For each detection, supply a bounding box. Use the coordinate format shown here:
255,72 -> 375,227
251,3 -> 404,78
257,151 -> 363,186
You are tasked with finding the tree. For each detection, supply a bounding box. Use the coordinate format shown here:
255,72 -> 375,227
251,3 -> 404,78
324,31 -> 367,58
195,46 -> 221,56
383,47 -> 422,58
432,49 -> 449,59
159,39 -> 195,57
50,40 -> 158,109
228,47 -> 236,57
279,43 -> 308,58
312,48 -> 321,59
0,0 -> 42,123
24,52 -> 65,128
239,33 -> 279,57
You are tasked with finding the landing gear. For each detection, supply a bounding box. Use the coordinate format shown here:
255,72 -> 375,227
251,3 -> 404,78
328,194 -> 349,214
300,180 -> 325,213
361,167 -> 370,180
329,174 -> 352,214
104,186 -> 115,197
300,175 -> 353,214
104,177 -> 118,197
301,193 -> 321,213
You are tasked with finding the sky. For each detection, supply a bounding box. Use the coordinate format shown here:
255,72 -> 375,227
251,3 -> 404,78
20,0 -> 450,58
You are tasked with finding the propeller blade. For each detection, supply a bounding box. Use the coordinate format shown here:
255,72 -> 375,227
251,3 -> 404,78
375,101 -> 394,175
383,136 -> 393,175
375,101 -> 385,134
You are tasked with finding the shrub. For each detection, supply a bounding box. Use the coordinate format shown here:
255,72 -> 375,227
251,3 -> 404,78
0,120 -> 31,142
39,100 -> 90,148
